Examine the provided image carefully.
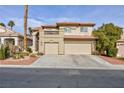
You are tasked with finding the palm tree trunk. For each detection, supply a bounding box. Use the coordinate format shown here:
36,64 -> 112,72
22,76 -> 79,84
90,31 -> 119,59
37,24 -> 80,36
11,27 -> 12,31
24,5 -> 28,50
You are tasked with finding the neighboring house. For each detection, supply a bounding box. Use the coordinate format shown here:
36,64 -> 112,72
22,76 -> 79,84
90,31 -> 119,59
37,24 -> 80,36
0,26 -> 32,49
117,32 -> 124,57
32,22 -> 97,55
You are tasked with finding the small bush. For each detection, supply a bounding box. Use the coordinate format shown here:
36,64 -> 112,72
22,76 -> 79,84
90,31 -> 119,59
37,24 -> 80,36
118,57 -> 124,61
21,51 -> 29,56
12,54 -> 16,59
30,53 -> 37,57
12,53 -> 24,59
107,48 -> 118,57
37,52 -> 44,55
0,45 -> 5,60
4,45 -> 10,58
20,54 -> 24,58
26,47 -> 32,53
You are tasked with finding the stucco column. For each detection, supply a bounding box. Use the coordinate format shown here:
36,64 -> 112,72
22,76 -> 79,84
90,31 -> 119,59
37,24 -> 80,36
32,34 -> 36,52
15,37 -> 18,46
1,38 -> 4,44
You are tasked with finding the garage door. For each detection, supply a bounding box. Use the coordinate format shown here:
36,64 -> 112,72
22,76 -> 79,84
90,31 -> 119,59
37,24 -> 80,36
65,43 -> 91,54
45,43 -> 58,54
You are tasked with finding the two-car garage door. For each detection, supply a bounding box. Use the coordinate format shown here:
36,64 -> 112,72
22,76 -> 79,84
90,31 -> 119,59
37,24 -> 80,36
65,41 -> 91,55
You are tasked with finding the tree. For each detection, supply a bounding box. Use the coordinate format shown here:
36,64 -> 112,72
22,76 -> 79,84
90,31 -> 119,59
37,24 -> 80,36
8,20 -> 15,30
0,22 -> 6,27
24,5 -> 28,50
28,27 -> 32,36
93,23 -> 123,57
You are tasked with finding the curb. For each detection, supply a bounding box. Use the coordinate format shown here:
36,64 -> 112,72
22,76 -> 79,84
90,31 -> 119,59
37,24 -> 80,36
1,65 -> 124,70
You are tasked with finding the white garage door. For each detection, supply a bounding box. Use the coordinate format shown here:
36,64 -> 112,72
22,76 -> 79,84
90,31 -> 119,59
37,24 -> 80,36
65,43 -> 91,54
45,43 -> 58,54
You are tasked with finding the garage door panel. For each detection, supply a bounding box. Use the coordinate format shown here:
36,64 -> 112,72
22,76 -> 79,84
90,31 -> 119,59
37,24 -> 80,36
65,43 -> 91,54
45,43 -> 58,54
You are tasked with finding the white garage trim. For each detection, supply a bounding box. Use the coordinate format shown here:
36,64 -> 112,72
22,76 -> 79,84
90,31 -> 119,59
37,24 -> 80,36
45,43 -> 58,54
65,41 -> 91,54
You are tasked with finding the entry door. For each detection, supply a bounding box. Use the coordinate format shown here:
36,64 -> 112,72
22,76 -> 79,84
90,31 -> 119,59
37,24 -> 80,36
45,43 -> 58,54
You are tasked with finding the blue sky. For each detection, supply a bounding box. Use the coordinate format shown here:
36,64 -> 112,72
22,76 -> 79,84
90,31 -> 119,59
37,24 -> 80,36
0,5 -> 124,34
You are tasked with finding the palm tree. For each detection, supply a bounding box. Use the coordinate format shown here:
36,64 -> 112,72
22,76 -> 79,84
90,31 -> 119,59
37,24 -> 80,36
24,5 -> 28,50
0,22 -> 6,27
8,20 -> 15,30
28,27 -> 32,36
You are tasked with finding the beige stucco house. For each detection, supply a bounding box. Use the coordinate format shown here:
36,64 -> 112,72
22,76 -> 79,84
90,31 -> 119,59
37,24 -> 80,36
117,32 -> 124,57
32,22 -> 98,55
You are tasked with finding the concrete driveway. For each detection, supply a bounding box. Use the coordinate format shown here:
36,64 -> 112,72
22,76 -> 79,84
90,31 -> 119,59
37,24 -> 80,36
32,55 -> 112,68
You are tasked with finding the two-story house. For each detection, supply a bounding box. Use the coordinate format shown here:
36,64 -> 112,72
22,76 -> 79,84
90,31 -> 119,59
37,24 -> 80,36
32,22 -> 97,55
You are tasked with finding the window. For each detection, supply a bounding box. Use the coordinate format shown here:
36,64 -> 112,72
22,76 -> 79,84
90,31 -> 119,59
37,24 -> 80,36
80,27 -> 88,32
44,31 -> 59,35
64,28 -> 72,33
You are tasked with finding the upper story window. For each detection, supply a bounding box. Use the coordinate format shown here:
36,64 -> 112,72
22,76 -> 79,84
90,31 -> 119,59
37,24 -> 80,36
64,28 -> 72,33
80,27 -> 88,32
44,31 -> 59,35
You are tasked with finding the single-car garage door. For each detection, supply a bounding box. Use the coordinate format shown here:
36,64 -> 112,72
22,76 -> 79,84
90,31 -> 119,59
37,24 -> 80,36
65,42 -> 91,54
45,43 -> 58,54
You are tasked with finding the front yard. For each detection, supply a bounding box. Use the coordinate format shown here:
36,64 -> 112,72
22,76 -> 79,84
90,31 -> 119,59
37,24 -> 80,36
0,56 -> 38,65
0,44 -> 39,65
100,56 -> 124,64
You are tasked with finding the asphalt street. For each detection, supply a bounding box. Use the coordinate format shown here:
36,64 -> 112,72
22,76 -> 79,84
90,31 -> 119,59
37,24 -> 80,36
1,68 -> 124,88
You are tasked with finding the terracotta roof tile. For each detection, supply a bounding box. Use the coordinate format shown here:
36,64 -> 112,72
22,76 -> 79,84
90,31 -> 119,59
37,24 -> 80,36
42,25 -> 57,29
0,31 -> 23,37
57,22 -> 95,26
32,27 -> 41,31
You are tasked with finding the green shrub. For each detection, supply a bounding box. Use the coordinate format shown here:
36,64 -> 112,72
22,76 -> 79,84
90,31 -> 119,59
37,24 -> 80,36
0,50 -> 5,60
20,54 -> 24,58
107,47 -> 118,57
26,47 -> 32,53
118,57 -> 124,60
12,54 -> 16,59
37,52 -> 44,55
21,51 -> 29,56
12,53 -> 24,59
4,45 -> 10,58
0,45 -> 5,60
30,53 -> 37,57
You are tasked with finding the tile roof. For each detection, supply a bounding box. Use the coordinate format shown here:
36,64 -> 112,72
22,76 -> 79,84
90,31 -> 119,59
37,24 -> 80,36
42,25 -> 57,29
56,22 -> 95,26
32,22 -> 95,31
0,28 -> 23,37
32,27 -> 41,31
0,26 -> 32,40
